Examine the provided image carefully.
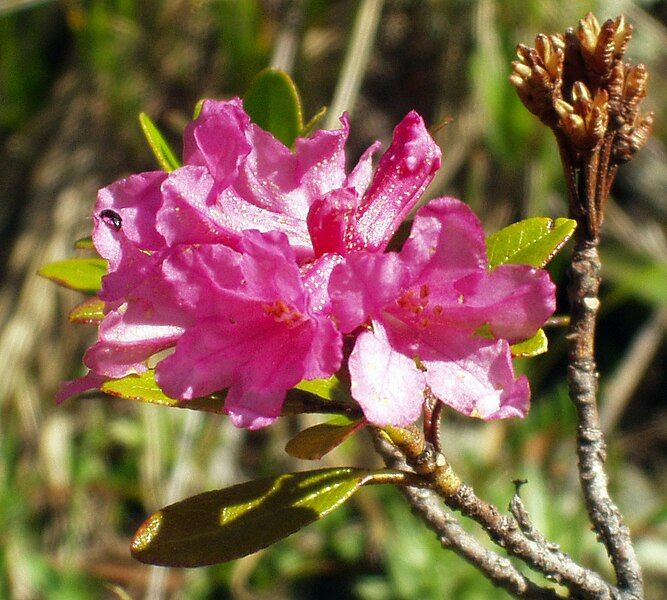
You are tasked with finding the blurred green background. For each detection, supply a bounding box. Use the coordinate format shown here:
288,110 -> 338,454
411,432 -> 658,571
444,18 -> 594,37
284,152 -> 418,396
0,1 -> 665,598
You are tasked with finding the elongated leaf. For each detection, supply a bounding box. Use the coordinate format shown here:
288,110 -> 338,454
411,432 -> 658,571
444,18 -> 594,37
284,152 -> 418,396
100,371 -> 225,413
131,468 -> 393,566
510,328 -> 548,357
243,68 -> 303,147
99,370 -> 355,417
293,376 -> 346,402
193,98 -> 205,119
486,217 -> 576,268
38,258 -> 108,293
69,297 -> 105,324
285,416 -> 365,460
139,112 -> 181,172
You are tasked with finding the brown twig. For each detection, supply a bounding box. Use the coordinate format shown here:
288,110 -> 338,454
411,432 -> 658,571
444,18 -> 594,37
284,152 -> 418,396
372,432 -> 562,600
375,426 -> 618,599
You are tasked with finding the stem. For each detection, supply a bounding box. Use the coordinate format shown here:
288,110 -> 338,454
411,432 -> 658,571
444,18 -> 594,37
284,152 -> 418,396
566,230 -> 644,598
372,432 -> 562,600
374,427 -> 617,599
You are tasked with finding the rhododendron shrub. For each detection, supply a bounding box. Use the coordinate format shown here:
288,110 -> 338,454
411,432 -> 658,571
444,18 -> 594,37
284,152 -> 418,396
41,67 -> 577,576
41,12 -> 650,592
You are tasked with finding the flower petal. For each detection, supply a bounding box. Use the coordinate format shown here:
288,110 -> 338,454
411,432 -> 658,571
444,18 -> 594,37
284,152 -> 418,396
307,188 -> 359,256
55,371 -> 106,405
329,252 -> 407,332
417,325 -> 530,420
348,321 -> 425,426
446,264 -> 556,342
350,111 -> 441,251
183,98 -> 252,188
401,197 -> 488,281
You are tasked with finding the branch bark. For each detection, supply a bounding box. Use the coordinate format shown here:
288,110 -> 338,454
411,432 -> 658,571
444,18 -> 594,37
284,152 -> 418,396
372,429 -> 618,600
372,433 -> 561,600
566,227 -> 644,599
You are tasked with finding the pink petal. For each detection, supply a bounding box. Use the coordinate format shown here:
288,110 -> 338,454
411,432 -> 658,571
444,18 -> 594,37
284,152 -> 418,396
350,111 -> 441,251
346,140 -> 382,197
401,197 -> 488,281
416,325 -> 530,420
157,165 -> 223,246
55,371 -> 106,405
300,252 -> 344,315
307,188 -> 359,256
94,171 -> 167,259
83,300 -> 185,378
329,252 -> 407,332
294,113 -> 350,198
183,98 -> 252,188
446,265 -> 556,342
348,321 -> 425,426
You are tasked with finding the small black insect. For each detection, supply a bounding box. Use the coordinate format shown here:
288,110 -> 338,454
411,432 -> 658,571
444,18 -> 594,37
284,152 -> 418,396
100,209 -> 122,231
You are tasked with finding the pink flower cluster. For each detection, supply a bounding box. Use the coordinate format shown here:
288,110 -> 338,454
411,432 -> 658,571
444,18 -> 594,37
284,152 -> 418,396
59,99 -> 555,429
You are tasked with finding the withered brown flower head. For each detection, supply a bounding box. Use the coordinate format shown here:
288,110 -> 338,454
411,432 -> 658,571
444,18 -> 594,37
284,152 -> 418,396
510,12 -> 653,165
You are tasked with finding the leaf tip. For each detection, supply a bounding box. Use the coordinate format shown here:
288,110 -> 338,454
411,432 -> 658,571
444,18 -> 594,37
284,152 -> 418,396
131,510 -> 164,557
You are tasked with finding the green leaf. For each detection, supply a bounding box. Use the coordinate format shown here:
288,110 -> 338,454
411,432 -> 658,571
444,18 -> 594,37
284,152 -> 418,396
74,236 -> 94,250
300,105 -> 327,137
69,297 -> 105,324
486,217 -> 576,268
510,328 -> 548,357
243,68 -> 303,147
38,258 -> 108,293
138,112 -> 181,172
193,98 -> 205,119
293,376 -> 346,402
131,467 -> 394,567
285,416 -> 365,460
100,371 -> 225,413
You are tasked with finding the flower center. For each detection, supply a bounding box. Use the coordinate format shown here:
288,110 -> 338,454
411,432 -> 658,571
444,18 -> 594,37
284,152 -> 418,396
262,300 -> 306,328
395,284 -> 447,329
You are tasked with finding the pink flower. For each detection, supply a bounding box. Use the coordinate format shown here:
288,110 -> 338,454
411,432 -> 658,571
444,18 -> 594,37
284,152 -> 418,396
57,101 -> 441,429
329,198 -> 556,426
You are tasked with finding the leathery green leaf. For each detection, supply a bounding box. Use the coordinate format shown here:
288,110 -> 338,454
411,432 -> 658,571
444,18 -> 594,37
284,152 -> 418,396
243,68 -> 303,147
293,376 -> 347,402
285,416 -> 366,460
511,328 -> 548,357
101,371 -> 357,417
38,258 -> 108,293
69,297 -> 105,324
100,371 -> 225,413
486,217 -> 576,268
131,467 -> 400,567
139,112 -> 181,172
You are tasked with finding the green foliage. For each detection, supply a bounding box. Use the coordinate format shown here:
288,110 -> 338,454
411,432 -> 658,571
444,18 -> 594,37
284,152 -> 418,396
285,416 -> 365,460
138,112 -> 181,171
68,297 -> 104,324
293,375 -> 348,403
486,217 -> 576,269
131,468 -> 387,567
510,328 -> 548,357
38,258 -> 107,293
244,68 -> 304,147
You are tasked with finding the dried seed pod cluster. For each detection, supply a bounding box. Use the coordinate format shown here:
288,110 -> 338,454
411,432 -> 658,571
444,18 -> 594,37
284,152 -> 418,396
510,12 -> 653,164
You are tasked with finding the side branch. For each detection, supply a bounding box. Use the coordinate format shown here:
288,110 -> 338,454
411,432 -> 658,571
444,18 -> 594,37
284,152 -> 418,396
372,433 -> 561,600
373,429 -> 617,599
